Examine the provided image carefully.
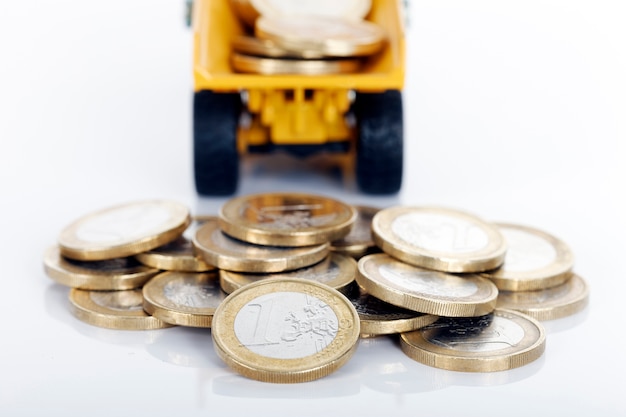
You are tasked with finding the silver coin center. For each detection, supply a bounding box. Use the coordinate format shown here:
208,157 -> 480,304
234,291 -> 338,359
378,264 -> 478,298
255,0 -> 366,18
90,290 -> 144,312
501,228 -> 557,272
426,316 -> 525,352
75,205 -> 172,244
391,212 -> 489,254
164,281 -> 220,308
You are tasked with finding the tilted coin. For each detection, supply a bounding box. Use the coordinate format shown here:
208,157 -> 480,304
43,246 -> 159,290
232,35 -> 325,59
400,309 -> 546,372
219,253 -> 356,294
58,200 -> 191,261
193,218 -> 329,272
330,205 -> 380,259
372,206 -> 506,273
231,53 -> 361,75
356,254 -> 499,317
482,223 -> 574,291
142,271 -> 226,327
496,274 -> 589,321
250,0 -> 372,22
219,192 -> 356,247
135,235 -> 215,272
69,288 -> 172,330
256,15 -> 385,57
348,285 -> 438,337
212,278 -> 360,383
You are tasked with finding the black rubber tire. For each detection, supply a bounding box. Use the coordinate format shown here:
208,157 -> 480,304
193,90 -> 241,195
354,90 -> 404,194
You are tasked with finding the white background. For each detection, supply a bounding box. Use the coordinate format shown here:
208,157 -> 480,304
1,0 -> 625,415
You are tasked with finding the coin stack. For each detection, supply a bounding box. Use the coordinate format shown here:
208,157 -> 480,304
227,0 -> 386,75
43,193 -> 589,382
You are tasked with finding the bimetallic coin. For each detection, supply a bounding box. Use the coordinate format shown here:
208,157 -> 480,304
482,223 -> 574,291
219,253 -> 356,294
135,235 -> 215,272
193,219 -> 329,272
219,193 -> 356,247
400,309 -> 546,372
356,254 -> 498,317
348,286 -> 438,337
69,288 -> 172,330
231,53 -> 361,75
330,205 -> 380,259
232,35 -> 325,59
212,278 -> 360,383
372,206 -> 506,273
142,271 -> 226,327
497,274 -> 589,321
43,246 -> 159,290
256,15 -> 385,57
250,0 -> 372,22
58,200 -> 190,261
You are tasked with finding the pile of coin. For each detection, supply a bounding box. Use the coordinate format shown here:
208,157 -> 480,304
227,0 -> 386,74
43,193 -> 589,382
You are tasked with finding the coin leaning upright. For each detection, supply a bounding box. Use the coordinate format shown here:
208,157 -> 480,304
211,278 -> 360,383
58,200 -> 191,261
372,206 -> 507,273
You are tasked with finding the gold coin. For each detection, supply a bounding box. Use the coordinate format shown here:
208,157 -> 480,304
249,0 -> 372,22
330,205 -> 380,259
219,253 -> 356,294
482,223 -> 574,291
211,278 -> 360,383
43,246 -> 159,290
232,35 -> 325,59
142,271 -> 226,327
135,235 -> 215,272
58,200 -> 191,261
372,206 -> 506,273
192,218 -> 329,272
255,15 -> 385,57
219,192 -> 356,247
400,309 -> 546,372
231,52 -> 361,75
348,285 -> 438,337
356,254 -> 498,317
496,273 -> 589,321
69,288 -> 172,330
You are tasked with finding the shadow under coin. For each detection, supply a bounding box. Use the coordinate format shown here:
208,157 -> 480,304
145,326 -> 223,369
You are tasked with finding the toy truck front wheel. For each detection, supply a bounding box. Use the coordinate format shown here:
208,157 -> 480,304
193,90 -> 241,195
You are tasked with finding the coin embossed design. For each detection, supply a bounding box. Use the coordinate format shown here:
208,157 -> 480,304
219,253 -> 356,294
219,193 -> 356,247
482,223 -> 575,291
400,309 -> 546,372
211,278 -> 360,383
142,271 -> 226,327
193,218 -> 328,272
372,206 -> 506,273
43,246 -> 159,290
356,254 -> 498,317
58,200 -> 191,261
496,274 -> 589,321
69,288 -> 172,330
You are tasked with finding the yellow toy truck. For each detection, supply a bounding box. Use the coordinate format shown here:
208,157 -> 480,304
191,0 -> 405,195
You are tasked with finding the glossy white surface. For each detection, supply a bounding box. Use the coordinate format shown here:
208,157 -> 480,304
1,0 -> 625,415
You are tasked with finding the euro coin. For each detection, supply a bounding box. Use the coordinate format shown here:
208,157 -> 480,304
231,53 -> 361,75
348,285 -> 438,337
219,192 -> 356,247
232,35 -> 325,59
135,235 -> 215,272
211,278 -> 360,383
142,271 -> 226,327
69,288 -> 172,330
372,206 -> 506,273
219,253 -> 356,294
256,15 -> 386,57
400,309 -> 546,372
58,200 -> 190,261
192,218 -> 329,272
356,254 -> 498,317
482,223 -> 574,291
43,246 -> 159,290
330,205 -> 379,259
496,273 -> 589,321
